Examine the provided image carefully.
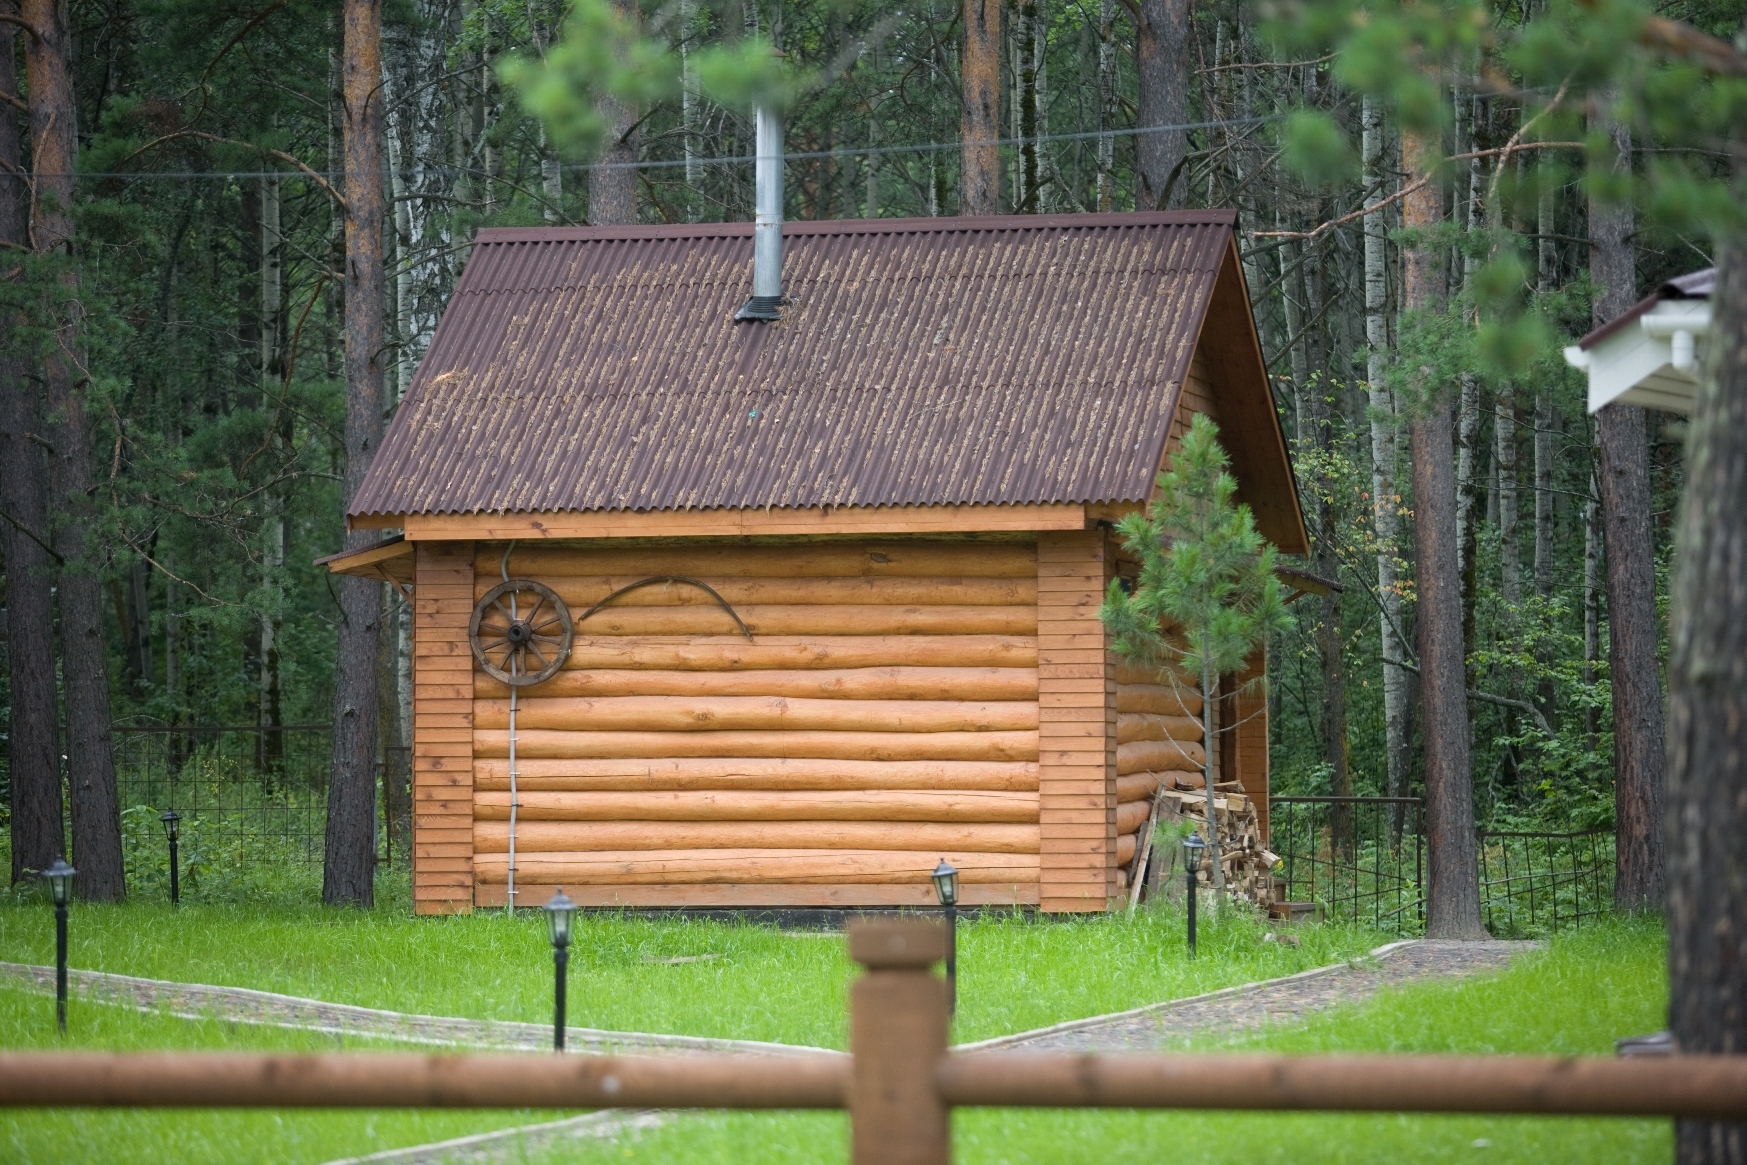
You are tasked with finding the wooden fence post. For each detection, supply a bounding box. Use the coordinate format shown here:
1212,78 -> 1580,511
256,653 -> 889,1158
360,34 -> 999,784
848,918 -> 950,1165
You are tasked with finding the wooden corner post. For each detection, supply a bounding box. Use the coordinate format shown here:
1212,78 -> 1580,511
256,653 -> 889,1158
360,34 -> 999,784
1036,530 -> 1118,911
848,918 -> 950,1165
412,540 -> 476,915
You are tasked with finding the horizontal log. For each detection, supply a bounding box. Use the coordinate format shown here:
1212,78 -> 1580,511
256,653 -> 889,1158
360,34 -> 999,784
0,1051 -> 847,1110
1116,740 -> 1204,776
475,849 -> 1041,885
476,729 -> 1038,762
935,1052 -> 1747,1119
1115,684 -> 1203,717
562,636 -> 1038,672
475,757 -> 1039,792
475,695 -> 1037,735
479,666 -> 1038,702
1112,658 -> 1197,687
475,575 -> 1036,608
561,605 -> 1035,638
1115,800 -> 1151,834
1115,714 -> 1204,747
475,789 -> 1040,823
1114,773 -> 1200,804
476,820 -> 1040,854
1116,833 -> 1136,866
477,882 -> 1040,908
488,542 -> 1037,580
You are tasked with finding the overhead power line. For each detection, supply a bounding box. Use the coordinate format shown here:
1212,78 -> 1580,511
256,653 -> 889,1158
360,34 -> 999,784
57,113 -> 1289,182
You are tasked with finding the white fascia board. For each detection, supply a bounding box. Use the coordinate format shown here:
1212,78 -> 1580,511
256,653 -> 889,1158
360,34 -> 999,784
1580,315 -> 1703,415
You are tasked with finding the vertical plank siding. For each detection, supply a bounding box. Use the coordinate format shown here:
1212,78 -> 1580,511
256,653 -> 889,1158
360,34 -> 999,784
463,539 -> 1045,909
413,541 -> 476,914
1035,531 -> 1117,912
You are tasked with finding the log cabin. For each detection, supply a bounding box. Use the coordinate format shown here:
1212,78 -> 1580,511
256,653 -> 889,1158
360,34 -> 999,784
323,210 -> 1308,916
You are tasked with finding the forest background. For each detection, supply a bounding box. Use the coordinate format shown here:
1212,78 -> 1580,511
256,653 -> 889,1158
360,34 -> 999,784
0,0 -> 1725,895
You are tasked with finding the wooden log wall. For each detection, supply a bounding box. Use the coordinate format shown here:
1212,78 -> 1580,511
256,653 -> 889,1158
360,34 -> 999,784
466,539 -> 1048,909
413,542 -> 477,915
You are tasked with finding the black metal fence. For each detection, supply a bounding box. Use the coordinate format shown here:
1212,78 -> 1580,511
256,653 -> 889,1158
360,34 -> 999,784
110,726 -> 410,892
1270,796 -> 1616,936
1271,797 -> 1426,930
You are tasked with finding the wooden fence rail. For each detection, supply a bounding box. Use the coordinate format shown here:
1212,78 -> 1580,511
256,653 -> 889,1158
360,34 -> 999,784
3,920 -> 1743,1164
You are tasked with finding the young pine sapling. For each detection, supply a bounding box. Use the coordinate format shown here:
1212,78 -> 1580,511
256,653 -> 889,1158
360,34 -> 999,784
1101,414 -> 1291,894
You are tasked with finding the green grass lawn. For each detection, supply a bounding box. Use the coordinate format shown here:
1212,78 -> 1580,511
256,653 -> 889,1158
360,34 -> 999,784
0,982 -> 571,1165
0,876 -> 1385,1048
515,916 -> 1671,1165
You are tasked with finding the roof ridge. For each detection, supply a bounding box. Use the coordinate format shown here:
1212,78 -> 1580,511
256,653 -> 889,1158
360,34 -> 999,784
474,210 -> 1238,246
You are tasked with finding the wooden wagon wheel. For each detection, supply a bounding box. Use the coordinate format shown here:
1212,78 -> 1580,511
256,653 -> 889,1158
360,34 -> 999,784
469,579 -> 574,686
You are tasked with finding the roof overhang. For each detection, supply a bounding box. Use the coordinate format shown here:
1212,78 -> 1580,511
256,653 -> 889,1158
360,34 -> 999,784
317,535 -> 413,585
1565,269 -> 1713,415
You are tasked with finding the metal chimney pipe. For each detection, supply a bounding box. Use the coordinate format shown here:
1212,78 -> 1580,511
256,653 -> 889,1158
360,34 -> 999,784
735,105 -> 784,322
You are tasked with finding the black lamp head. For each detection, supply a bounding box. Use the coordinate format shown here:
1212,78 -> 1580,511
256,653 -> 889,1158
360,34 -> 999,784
160,809 -> 180,843
544,889 -> 578,948
42,858 -> 76,907
931,859 -> 959,908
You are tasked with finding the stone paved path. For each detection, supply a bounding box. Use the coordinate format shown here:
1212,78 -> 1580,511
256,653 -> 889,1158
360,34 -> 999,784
0,961 -> 841,1058
958,939 -> 1540,1053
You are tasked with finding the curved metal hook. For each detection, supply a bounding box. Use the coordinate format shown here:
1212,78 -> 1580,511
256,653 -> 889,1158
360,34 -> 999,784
575,574 -> 755,641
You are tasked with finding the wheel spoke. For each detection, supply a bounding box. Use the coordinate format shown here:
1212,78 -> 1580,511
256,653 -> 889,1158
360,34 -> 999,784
526,643 -> 550,668
532,632 -> 564,646
493,597 -> 514,623
530,616 -> 564,633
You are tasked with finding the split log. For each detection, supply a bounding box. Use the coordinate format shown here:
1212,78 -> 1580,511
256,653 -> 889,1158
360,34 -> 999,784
475,575 -> 1036,609
564,604 -> 1034,638
1116,739 -> 1204,776
485,542 -> 1038,580
473,757 -> 1040,793
474,788 -> 1040,823
1115,799 -> 1151,834
478,666 -> 1038,702
474,848 -> 1041,885
474,695 -> 1038,734
475,729 -> 1040,762
1114,713 -> 1205,746
476,820 -> 1040,854
558,636 -> 1038,672
1114,684 -> 1204,718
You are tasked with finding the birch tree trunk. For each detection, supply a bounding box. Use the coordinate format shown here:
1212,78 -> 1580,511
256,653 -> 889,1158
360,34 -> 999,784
1362,97 -> 1411,810
25,0 -> 125,901
0,9 -> 61,882
326,0 -> 388,908
1665,216 -> 1747,1165
1589,114 -> 1665,913
1095,0 -> 1115,210
1403,125 -> 1485,940
962,0 -> 999,215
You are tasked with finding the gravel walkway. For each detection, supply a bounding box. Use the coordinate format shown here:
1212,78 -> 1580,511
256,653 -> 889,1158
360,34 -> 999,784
958,939 -> 1540,1053
0,961 -> 840,1058
322,1110 -> 669,1165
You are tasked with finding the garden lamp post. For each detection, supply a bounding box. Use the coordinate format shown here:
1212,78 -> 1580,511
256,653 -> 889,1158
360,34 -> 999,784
160,810 -> 181,906
932,859 -> 959,1015
1182,833 -> 1206,959
42,858 -> 75,1031
544,889 -> 578,1052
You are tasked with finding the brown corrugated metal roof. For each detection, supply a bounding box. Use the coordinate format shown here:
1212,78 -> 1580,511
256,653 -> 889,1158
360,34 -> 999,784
351,211 -> 1243,520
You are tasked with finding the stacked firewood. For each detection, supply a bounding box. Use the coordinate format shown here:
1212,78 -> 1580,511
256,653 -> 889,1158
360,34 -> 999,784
1144,773 -> 1281,908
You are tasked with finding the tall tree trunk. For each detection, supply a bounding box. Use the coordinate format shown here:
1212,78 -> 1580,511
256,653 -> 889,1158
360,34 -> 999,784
1303,237 -> 1349,844
1665,221 -> 1747,1165
1094,0 -> 1115,210
326,0 -> 388,908
1589,116 -> 1664,913
961,0 -> 1000,214
25,0 -> 124,901
1134,0 -> 1188,209
1496,388 -> 1521,606
588,0 -> 640,225
0,8 -> 61,882
259,175 -> 286,774
1453,88 -> 1483,665
1362,97 -> 1411,815
1583,460 -> 1601,746
1402,126 -> 1485,940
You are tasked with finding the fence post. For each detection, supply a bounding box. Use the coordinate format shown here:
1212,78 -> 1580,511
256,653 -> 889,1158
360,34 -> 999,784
847,918 -> 950,1165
